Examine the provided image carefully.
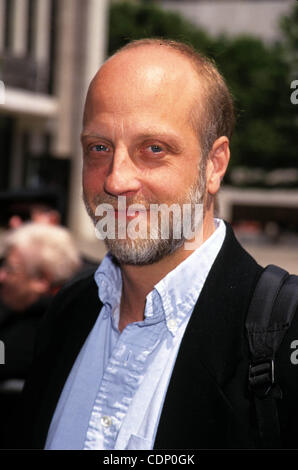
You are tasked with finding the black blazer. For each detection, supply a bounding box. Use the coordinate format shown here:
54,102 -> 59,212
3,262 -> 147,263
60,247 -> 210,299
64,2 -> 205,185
19,223 -> 298,449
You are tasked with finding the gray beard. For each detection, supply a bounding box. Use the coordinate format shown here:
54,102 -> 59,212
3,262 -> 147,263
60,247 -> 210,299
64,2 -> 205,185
83,176 -> 205,266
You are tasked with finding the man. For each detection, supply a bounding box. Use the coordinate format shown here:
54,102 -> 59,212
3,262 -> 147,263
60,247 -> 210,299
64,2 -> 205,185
20,39 -> 298,449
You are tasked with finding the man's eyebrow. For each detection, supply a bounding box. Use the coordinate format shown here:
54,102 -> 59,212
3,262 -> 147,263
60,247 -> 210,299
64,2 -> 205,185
80,132 -> 107,141
136,133 -> 184,152
80,131 -> 182,145
136,132 -> 179,141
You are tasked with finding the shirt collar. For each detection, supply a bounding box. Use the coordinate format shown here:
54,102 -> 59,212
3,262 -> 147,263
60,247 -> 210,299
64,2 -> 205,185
94,219 -> 226,335
95,253 -> 122,308
152,218 -> 226,334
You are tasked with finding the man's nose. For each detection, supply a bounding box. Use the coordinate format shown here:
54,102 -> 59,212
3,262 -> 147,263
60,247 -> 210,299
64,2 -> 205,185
104,147 -> 142,197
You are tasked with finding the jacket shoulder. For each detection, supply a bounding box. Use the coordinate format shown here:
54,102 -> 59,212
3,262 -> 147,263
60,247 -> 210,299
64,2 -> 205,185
34,271 -> 100,358
51,269 -> 98,312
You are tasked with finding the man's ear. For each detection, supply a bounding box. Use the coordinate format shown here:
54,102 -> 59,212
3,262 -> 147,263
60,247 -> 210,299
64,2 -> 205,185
206,136 -> 230,195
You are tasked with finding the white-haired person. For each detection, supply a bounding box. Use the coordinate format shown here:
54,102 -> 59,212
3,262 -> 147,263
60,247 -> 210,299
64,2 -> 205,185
0,223 -> 82,380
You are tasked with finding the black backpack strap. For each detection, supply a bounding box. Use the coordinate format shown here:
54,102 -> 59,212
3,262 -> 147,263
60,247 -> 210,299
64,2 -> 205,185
246,264 -> 298,448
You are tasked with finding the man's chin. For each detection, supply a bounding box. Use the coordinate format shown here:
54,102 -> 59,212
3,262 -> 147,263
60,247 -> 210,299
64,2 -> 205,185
104,237 -> 184,266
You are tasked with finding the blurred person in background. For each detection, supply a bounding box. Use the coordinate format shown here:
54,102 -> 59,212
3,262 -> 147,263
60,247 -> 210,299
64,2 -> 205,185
0,189 -> 98,276
8,203 -> 61,230
0,189 -> 62,232
0,222 -> 81,380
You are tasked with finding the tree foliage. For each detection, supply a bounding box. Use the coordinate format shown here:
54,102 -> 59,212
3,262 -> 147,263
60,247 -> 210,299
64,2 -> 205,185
280,2 -> 298,76
108,1 -> 298,176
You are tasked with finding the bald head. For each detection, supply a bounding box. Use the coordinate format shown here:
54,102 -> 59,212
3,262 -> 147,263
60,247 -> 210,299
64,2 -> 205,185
84,43 -> 202,135
83,39 -> 235,161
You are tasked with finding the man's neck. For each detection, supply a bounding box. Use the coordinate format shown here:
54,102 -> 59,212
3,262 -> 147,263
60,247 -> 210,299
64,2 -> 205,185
118,217 -> 216,332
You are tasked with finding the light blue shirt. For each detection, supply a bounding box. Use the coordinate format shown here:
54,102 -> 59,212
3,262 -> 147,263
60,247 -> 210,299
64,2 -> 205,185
45,219 -> 226,450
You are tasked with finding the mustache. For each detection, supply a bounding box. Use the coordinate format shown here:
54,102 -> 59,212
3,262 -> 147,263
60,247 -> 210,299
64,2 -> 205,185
82,193 -> 154,223
90,193 -> 157,211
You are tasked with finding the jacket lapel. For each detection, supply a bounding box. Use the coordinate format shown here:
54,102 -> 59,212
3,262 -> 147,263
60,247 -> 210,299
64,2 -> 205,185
154,223 -> 262,448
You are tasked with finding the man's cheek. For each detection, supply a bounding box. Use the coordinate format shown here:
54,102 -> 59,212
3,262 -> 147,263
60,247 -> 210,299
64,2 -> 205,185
83,173 -> 99,196
83,166 -> 106,190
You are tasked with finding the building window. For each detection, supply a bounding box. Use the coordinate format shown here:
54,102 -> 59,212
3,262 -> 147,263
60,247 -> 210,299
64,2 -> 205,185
4,0 -> 12,51
27,0 -> 36,57
0,116 -> 14,191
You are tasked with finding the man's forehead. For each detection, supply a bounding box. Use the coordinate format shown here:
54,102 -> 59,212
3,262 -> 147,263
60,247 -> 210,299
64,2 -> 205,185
88,45 -> 201,99
83,45 -> 202,130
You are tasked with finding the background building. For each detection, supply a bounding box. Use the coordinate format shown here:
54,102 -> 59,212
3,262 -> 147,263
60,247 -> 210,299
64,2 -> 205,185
0,0 -> 108,259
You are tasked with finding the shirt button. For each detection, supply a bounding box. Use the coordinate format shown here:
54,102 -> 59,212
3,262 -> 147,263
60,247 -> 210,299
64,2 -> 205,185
101,415 -> 113,428
168,319 -> 177,329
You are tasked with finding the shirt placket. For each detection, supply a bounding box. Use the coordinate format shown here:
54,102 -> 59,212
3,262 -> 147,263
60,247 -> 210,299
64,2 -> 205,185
83,316 -> 163,450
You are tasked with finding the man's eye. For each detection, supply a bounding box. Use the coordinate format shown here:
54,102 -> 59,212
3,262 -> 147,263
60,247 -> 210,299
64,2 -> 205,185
90,144 -> 110,152
148,145 -> 163,154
